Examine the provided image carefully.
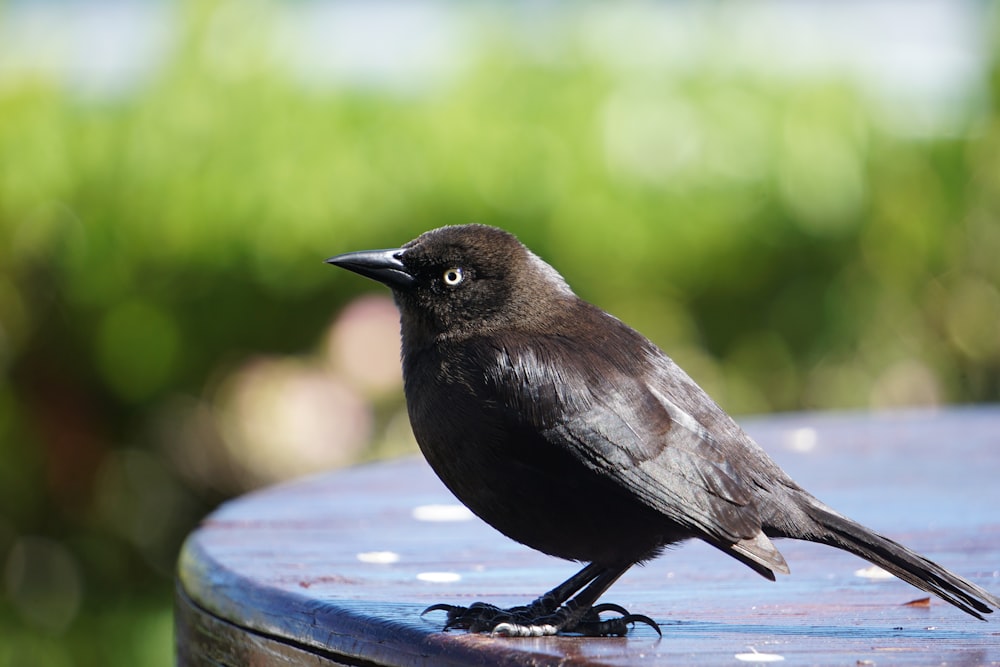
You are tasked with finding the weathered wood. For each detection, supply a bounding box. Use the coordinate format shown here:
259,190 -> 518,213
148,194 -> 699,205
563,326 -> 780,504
175,584 -> 353,666
176,407 -> 1000,666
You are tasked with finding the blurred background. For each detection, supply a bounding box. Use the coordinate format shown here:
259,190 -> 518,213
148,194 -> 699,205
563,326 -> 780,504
1,0 -> 999,663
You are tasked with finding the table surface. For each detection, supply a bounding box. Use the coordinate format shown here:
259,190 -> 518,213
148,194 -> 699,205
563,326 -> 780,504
176,407 -> 1000,666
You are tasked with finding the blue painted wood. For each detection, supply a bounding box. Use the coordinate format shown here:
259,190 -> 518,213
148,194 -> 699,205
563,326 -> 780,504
176,407 -> 1000,666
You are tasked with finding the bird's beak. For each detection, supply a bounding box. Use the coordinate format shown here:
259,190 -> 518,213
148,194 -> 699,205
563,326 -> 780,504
325,248 -> 416,290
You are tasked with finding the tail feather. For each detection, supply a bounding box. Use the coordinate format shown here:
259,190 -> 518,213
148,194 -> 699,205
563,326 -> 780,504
800,500 -> 1000,620
708,530 -> 789,582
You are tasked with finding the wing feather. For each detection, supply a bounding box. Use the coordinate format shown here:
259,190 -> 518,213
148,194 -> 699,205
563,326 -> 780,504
486,329 -> 788,574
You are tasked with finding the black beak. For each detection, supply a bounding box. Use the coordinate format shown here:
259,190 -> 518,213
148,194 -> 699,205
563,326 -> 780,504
325,248 -> 415,290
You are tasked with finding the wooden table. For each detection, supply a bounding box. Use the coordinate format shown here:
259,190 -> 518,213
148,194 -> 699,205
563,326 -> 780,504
176,407 -> 1000,665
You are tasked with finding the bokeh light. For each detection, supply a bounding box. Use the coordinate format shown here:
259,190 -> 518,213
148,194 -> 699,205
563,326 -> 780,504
324,294 -> 403,398
3,536 -> 82,634
216,356 -> 372,487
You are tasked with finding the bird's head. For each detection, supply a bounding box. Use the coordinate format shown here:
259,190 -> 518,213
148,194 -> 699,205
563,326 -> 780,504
327,224 -> 574,341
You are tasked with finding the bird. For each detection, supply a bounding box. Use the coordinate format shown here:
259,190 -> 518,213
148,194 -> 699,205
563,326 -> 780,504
326,223 -> 1000,637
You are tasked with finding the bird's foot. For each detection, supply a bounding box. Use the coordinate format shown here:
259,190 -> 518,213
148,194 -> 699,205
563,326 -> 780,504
422,601 -> 547,634
422,600 -> 660,637
561,603 -> 661,638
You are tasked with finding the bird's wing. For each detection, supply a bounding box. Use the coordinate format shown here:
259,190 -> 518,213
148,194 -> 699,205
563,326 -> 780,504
487,331 -> 789,575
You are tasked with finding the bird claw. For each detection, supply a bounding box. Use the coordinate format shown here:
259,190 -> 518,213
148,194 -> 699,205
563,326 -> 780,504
421,601 -> 522,633
573,610 -> 662,638
422,600 -> 660,637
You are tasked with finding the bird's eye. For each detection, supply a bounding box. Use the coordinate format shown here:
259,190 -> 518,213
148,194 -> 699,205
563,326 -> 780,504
442,267 -> 464,287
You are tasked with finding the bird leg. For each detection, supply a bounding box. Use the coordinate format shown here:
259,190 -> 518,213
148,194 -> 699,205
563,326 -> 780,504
423,562 -> 600,634
422,562 -> 661,637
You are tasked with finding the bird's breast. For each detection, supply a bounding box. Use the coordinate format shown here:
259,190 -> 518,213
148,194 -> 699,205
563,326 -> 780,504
400,343 -> 677,563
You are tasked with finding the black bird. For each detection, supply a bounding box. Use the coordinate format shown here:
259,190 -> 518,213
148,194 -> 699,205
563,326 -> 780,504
326,224 -> 999,637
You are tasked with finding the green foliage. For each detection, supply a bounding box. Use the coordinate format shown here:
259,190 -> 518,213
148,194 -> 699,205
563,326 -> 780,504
1,2 -> 999,663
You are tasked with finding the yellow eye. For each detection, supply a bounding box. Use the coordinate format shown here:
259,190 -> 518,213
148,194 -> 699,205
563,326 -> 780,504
443,267 -> 464,286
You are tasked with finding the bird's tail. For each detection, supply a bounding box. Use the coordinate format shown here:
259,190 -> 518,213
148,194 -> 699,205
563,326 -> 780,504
796,498 -> 1000,620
